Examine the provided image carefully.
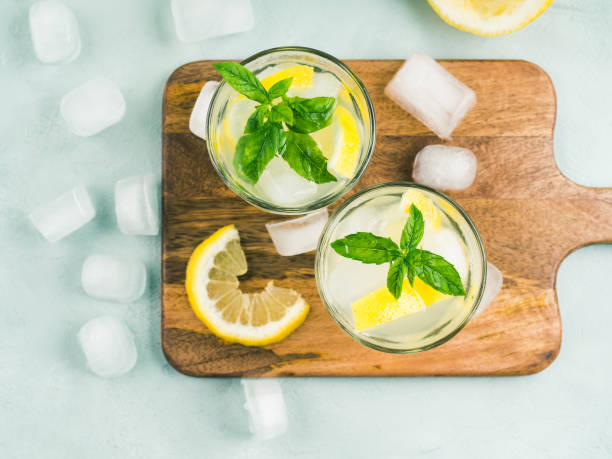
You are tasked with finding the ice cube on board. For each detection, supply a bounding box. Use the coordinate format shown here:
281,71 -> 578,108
60,77 -> 126,137
171,0 -> 254,43
384,52 -> 476,139
29,0 -> 81,64
78,316 -> 137,378
413,145 -> 477,191
81,254 -> 147,302
474,262 -> 503,316
28,185 -> 95,242
266,208 -> 328,256
115,175 -> 159,236
241,378 -> 288,440
189,81 -> 220,140
255,157 -> 317,206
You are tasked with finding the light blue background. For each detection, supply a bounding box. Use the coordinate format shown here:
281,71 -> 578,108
1,0 -> 611,457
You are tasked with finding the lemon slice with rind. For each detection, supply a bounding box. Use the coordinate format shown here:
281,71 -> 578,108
427,0 -> 553,37
328,105 -> 361,179
185,225 -> 309,346
399,189 -> 442,229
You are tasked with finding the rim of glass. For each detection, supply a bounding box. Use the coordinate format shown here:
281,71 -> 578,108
206,46 -> 377,215
315,181 -> 488,354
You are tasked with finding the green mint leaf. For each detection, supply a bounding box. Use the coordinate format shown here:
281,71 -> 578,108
244,105 -> 269,134
213,62 -> 268,104
282,131 -> 337,184
269,102 -> 293,124
233,123 -> 283,184
286,96 -> 336,133
405,256 -> 416,287
410,249 -> 466,296
267,77 -> 293,99
387,257 -> 407,299
400,204 -> 425,252
331,232 -> 401,265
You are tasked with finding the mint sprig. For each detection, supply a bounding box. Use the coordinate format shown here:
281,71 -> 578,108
331,204 -> 467,299
214,62 -> 338,185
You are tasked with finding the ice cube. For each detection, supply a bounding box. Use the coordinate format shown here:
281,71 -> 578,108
241,378 -> 287,440
28,185 -> 96,242
327,259 -> 388,306
384,52 -> 476,139
60,77 -> 126,137
78,316 -> 138,378
475,262 -> 503,317
413,145 -> 477,191
420,228 -> 468,282
115,175 -> 159,236
266,208 -> 328,256
255,157 -> 317,206
171,0 -> 255,43
189,81 -> 219,140
81,254 -> 147,302
29,0 -> 81,64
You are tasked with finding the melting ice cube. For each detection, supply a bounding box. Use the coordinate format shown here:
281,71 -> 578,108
255,157 -> 317,207
78,316 -> 137,378
241,378 -> 287,440
29,0 -> 81,64
385,52 -> 476,139
171,0 -> 255,43
60,77 -> 126,137
420,228 -> 468,282
81,254 -> 147,302
413,145 -> 477,191
266,208 -> 328,256
474,262 -> 503,316
327,260 -> 388,307
28,185 -> 95,242
115,175 -> 159,236
189,81 -> 219,140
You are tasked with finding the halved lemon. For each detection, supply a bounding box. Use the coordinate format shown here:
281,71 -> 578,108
328,105 -> 361,179
185,225 -> 309,346
427,0 -> 553,37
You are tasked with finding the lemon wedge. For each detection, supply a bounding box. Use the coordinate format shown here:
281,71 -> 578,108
260,65 -> 314,91
427,0 -> 553,37
185,225 -> 309,346
400,189 -> 442,229
328,105 -> 361,179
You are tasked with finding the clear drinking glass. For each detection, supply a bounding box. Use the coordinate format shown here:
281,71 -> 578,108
206,46 -> 376,214
315,182 -> 487,353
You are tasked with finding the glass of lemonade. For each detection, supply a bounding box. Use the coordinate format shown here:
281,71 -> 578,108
206,47 -> 376,214
315,182 -> 486,353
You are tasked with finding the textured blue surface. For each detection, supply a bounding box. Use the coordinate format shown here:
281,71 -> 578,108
1,0 -> 611,457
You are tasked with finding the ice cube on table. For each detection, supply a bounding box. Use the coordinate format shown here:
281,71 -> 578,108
420,228 -> 468,282
81,254 -> 147,302
171,0 -> 255,43
189,81 -> 219,140
327,259 -> 388,307
28,185 -> 95,242
29,0 -> 81,64
115,175 -> 159,236
474,262 -> 503,317
60,77 -> 126,137
255,157 -> 317,207
266,208 -> 328,256
413,145 -> 477,191
78,316 -> 137,378
384,52 -> 476,139
241,378 -> 287,441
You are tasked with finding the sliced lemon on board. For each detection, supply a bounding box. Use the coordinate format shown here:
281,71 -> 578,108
185,225 -> 309,346
328,105 -> 362,179
427,0 -> 554,37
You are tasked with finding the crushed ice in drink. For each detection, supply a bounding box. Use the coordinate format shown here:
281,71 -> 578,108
384,52 -> 476,139
78,316 -> 138,378
115,175 -> 159,236
475,262 -> 503,316
420,228 -> 468,282
81,254 -> 147,302
266,208 -> 328,256
255,157 -> 317,206
413,145 -> 477,191
60,77 -> 126,137
28,185 -> 95,242
29,0 -> 81,64
189,81 -> 219,140
241,378 -> 287,440
171,0 -> 255,43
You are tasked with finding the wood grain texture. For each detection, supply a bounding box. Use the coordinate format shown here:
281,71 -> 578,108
162,59 -> 612,377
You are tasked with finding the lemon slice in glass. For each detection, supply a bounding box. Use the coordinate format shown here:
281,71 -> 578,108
327,105 -> 361,179
185,225 -> 309,346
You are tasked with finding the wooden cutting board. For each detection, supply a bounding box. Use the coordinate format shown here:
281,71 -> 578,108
161,59 -> 612,377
